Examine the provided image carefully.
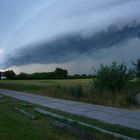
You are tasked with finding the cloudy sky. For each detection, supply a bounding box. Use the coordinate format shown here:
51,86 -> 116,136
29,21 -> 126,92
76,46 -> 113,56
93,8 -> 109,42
0,0 -> 140,74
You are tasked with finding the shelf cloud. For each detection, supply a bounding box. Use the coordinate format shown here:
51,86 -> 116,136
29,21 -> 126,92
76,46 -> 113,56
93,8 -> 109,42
0,0 -> 140,72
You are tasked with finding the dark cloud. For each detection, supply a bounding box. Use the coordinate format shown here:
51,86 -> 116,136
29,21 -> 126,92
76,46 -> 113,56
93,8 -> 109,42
0,0 -> 140,70
2,23 -> 140,68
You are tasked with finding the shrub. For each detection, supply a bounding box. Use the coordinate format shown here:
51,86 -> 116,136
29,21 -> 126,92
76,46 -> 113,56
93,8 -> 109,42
69,85 -> 84,99
93,62 -> 133,92
133,59 -> 140,81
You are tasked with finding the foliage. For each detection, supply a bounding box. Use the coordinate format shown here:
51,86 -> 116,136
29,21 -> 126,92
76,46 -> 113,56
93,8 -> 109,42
133,59 -> 140,81
54,68 -> 68,78
17,72 -> 30,80
0,68 -> 94,80
4,70 -> 16,80
93,62 -> 133,92
69,85 -> 84,99
16,68 -> 68,80
0,71 -> 2,80
0,79 -> 139,107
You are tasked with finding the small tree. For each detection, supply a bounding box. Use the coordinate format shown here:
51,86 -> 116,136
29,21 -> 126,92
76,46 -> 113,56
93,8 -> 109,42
0,71 -> 2,80
4,70 -> 16,80
54,68 -> 68,79
133,59 -> 140,81
93,62 -> 132,92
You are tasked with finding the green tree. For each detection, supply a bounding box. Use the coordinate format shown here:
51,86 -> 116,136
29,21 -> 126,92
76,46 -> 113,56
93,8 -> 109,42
17,73 -> 29,80
93,62 -> 132,92
0,71 -> 2,80
133,59 -> 140,81
4,70 -> 16,80
54,68 -> 68,79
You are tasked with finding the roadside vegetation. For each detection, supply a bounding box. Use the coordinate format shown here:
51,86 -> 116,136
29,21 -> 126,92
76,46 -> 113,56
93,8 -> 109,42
0,78 -> 139,108
133,59 -> 140,81
0,96 -> 140,140
93,62 -> 133,92
0,59 -> 140,108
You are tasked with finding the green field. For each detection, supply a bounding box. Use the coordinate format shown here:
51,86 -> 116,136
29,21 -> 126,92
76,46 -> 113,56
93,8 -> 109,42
0,96 -> 82,140
0,95 -> 127,140
0,79 -> 91,86
0,95 -> 140,140
0,79 -> 139,108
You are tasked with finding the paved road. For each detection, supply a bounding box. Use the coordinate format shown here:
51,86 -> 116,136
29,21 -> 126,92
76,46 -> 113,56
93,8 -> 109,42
0,89 -> 140,130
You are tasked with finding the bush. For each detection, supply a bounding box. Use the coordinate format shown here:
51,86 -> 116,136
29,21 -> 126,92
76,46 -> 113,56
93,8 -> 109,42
93,62 -> 133,92
133,59 -> 140,81
69,85 -> 84,99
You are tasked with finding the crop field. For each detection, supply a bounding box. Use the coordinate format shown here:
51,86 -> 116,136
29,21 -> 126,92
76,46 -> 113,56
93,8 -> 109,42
0,79 -> 92,85
0,79 -> 139,108
0,79 -> 92,97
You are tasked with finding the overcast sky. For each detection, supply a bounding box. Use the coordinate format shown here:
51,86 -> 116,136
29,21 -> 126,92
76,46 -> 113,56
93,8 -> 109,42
0,0 -> 140,74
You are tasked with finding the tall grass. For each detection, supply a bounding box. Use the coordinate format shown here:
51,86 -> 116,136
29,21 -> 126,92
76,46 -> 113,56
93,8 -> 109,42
0,79 -> 139,108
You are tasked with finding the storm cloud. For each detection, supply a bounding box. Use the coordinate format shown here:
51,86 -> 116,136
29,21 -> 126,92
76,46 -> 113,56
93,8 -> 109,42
0,0 -> 140,71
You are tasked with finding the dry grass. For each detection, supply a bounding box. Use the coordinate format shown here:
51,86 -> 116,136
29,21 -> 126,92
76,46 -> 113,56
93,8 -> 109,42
0,79 -> 139,108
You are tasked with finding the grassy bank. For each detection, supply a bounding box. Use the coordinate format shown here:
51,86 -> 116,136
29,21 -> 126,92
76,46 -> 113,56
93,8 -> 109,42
0,96 -> 80,140
0,79 -> 139,108
0,95 -> 140,140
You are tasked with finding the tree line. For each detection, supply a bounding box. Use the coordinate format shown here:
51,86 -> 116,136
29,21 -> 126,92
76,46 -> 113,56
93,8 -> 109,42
0,67 -> 94,80
0,59 -> 139,82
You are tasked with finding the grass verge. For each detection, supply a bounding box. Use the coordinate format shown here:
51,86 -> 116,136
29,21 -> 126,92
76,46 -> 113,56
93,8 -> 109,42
0,95 -> 140,140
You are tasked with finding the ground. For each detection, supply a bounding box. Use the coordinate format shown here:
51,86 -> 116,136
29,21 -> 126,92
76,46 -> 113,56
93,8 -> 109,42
0,96 -> 80,140
0,95 -> 129,140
